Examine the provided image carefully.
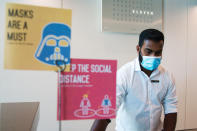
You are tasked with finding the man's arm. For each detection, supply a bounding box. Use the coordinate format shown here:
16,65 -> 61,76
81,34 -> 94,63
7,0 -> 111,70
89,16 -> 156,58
90,119 -> 111,131
163,113 -> 177,131
162,73 -> 178,131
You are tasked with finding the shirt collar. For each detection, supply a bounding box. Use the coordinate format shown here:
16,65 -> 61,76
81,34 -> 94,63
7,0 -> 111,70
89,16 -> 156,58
134,57 -> 141,71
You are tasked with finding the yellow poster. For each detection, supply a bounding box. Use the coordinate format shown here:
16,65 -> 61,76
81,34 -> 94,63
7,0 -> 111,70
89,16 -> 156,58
4,3 -> 71,71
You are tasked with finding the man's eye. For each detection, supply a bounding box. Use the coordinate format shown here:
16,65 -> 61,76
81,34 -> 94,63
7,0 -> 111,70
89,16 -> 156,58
146,50 -> 152,54
155,51 -> 162,56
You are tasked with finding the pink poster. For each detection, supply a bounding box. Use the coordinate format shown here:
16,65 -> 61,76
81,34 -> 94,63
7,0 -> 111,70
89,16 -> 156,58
57,58 -> 117,120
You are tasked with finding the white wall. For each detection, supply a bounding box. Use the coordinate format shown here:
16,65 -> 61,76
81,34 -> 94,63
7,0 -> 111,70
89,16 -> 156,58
163,0 -> 188,130
0,0 -> 197,131
186,0 -> 197,129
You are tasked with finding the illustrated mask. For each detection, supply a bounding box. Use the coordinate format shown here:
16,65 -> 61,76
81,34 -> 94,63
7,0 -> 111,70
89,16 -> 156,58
35,23 -> 71,66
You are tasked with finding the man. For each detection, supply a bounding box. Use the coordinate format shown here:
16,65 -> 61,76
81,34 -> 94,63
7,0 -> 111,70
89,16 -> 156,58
91,29 -> 178,131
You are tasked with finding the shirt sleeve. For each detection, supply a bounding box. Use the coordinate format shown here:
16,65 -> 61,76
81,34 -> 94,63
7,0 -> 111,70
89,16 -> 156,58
116,69 -> 127,111
163,73 -> 178,114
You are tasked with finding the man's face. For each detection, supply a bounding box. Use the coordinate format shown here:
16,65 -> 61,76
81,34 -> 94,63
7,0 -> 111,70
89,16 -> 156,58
137,40 -> 164,57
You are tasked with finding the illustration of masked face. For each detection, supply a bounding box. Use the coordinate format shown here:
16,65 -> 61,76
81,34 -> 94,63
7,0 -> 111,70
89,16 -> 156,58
35,23 -> 71,66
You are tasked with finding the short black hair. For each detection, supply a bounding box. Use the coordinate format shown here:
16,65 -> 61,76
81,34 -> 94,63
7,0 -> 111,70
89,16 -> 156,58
138,29 -> 164,47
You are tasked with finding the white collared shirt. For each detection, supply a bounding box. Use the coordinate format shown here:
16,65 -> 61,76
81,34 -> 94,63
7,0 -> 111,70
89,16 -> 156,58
116,58 -> 178,131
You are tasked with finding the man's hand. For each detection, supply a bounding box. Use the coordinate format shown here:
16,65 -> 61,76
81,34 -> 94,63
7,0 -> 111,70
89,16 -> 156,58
90,119 -> 111,131
163,113 -> 177,131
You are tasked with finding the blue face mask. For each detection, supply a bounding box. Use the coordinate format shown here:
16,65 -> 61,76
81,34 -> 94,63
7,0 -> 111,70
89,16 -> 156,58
141,56 -> 161,71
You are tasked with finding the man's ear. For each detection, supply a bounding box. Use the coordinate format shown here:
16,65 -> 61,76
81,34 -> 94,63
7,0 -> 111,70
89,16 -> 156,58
136,45 -> 140,53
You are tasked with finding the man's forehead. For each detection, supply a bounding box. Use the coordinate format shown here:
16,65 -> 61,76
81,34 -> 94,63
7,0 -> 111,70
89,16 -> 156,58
143,40 -> 164,49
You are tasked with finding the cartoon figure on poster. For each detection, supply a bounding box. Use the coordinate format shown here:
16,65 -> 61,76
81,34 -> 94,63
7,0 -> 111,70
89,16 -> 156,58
35,22 -> 71,66
101,95 -> 111,114
74,94 -> 95,118
80,94 -> 91,115
96,94 -> 116,117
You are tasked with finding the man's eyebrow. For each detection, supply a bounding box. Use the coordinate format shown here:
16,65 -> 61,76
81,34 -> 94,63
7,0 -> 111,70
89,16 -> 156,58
145,48 -> 162,52
144,48 -> 153,51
